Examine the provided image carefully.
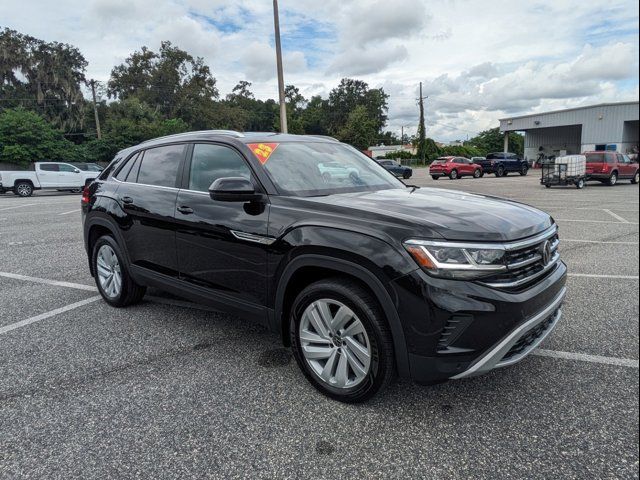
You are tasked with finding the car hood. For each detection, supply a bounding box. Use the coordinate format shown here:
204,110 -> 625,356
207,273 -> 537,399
295,187 -> 553,242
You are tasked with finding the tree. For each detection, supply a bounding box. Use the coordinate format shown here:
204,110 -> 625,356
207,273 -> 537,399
0,28 -> 88,131
466,127 -> 524,156
327,79 -> 388,137
0,108 -> 78,166
416,87 -> 427,164
108,41 -> 218,128
338,105 -> 378,150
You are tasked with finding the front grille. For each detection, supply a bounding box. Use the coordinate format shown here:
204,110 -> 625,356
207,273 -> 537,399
479,230 -> 560,292
501,309 -> 558,361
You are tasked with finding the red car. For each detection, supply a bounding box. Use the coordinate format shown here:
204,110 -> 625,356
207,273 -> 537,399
429,156 -> 483,180
585,152 -> 639,186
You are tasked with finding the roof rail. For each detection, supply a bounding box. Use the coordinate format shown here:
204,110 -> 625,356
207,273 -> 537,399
140,130 -> 245,144
308,135 -> 340,143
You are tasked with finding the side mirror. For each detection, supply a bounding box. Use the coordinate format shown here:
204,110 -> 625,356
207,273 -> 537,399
74,169 -> 81,173
209,177 -> 262,202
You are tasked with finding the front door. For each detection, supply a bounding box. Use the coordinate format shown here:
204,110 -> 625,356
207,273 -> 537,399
175,143 -> 270,312
618,154 -> 635,178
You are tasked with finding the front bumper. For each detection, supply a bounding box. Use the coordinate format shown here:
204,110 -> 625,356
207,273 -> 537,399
391,259 -> 567,383
450,287 -> 565,379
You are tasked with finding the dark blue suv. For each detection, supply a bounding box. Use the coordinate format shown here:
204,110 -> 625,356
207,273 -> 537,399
376,159 -> 413,179
475,152 -> 529,177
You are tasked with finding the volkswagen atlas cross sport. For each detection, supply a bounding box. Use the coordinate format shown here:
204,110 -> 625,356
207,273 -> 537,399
82,131 -> 567,403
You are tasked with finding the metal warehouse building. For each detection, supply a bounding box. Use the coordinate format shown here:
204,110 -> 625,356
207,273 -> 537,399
500,101 -> 639,162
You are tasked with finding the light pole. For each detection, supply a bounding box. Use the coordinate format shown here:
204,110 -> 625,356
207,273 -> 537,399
273,0 -> 288,134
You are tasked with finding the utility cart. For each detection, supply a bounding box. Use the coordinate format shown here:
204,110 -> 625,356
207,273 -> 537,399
541,155 -> 587,189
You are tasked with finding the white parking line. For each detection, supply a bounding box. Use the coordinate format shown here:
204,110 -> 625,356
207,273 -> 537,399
533,349 -> 639,368
0,296 -> 102,335
568,273 -> 639,280
58,209 -> 80,216
562,239 -> 639,245
0,271 -> 97,291
0,203 -> 37,212
603,209 -> 631,223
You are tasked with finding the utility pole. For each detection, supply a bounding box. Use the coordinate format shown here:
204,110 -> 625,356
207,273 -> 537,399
89,80 -> 102,140
417,82 -> 428,164
273,0 -> 288,134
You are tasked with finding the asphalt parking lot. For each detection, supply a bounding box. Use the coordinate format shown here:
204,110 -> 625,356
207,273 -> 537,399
1,173 -> 638,479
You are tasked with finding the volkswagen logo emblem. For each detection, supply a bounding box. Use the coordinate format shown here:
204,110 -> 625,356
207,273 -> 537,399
540,240 -> 552,266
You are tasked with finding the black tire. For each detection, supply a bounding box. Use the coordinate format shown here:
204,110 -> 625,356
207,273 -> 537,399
520,165 -> 529,176
431,175 -> 440,180
402,171 -> 412,179
495,166 -> 505,177
631,171 -> 639,184
576,178 -> 585,189
91,235 -> 146,308
473,169 -> 482,179
14,182 -> 33,197
545,184 -> 552,189
479,171 -> 485,178
449,169 -> 459,180
607,172 -> 618,186
289,278 -> 395,403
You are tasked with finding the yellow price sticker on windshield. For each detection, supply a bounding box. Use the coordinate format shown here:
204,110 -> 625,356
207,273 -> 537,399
248,143 -> 279,165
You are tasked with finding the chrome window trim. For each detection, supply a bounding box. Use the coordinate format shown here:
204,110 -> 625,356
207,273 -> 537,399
112,177 -> 180,192
450,287 -> 566,380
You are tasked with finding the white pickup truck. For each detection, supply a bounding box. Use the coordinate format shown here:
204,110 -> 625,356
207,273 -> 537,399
0,162 -> 99,197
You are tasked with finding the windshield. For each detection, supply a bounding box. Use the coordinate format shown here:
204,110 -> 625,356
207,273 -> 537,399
258,142 -> 405,196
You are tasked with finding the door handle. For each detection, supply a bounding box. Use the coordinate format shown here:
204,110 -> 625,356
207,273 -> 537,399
121,196 -> 133,204
177,206 -> 194,215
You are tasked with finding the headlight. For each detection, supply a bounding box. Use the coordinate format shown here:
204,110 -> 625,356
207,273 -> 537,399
403,239 -> 507,279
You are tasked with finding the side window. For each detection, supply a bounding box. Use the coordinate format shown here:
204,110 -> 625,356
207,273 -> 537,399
39,164 -> 59,172
188,144 -> 252,193
617,154 -> 628,164
59,164 -> 77,172
115,153 -> 139,182
607,154 -> 617,164
137,145 -> 185,188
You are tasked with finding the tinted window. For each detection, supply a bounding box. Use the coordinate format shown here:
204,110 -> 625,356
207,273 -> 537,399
59,164 -> 77,172
115,154 -> 137,181
137,145 -> 185,187
486,153 -> 500,160
617,154 -> 627,164
188,144 -> 252,192
39,164 -> 59,172
586,153 -> 605,163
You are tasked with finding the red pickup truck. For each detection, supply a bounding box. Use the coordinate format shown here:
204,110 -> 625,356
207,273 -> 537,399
585,152 -> 639,186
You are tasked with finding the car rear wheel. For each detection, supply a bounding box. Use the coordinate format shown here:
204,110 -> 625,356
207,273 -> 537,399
431,175 -> 440,180
92,235 -> 146,307
632,171 -> 639,184
495,166 -> 505,177
449,169 -> 458,180
290,278 -> 395,403
473,169 -> 482,178
576,178 -> 585,189
14,182 -> 33,197
607,172 -> 618,186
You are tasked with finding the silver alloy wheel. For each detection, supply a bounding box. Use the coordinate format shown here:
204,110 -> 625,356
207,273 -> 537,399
96,244 -> 122,298
451,170 -> 458,179
17,183 -> 31,196
299,299 -> 371,389
610,173 -> 618,185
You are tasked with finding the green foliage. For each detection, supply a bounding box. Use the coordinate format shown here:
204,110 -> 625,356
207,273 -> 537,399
382,150 -> 414,160
0,28 -> 87,131
0,108 -> 78,166
439,145 -> 482,158
466,127 -> 524,156
338,105 -> 378,151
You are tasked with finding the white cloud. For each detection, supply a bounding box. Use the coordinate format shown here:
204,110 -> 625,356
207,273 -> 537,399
328,45 -> 408,76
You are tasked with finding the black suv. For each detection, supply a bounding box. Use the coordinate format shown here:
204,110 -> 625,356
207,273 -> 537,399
82,131 -> 567,402
475,152 -> 529,177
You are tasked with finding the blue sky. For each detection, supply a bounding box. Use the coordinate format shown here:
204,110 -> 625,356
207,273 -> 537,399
0,0 -> 638,140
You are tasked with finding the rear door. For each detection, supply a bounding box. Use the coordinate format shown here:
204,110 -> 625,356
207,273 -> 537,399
174,143 -> 270,313
36,163 -> 59,187
116,144 -> 186,276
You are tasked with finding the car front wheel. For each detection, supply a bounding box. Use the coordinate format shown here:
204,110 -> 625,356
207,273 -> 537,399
632,171 -> 639,184
290,278 -> 395,403
520,165 -> 529,176
92,235 -> 146,307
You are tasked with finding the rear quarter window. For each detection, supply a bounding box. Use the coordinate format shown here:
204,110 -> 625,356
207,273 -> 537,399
137,144 -> 186,188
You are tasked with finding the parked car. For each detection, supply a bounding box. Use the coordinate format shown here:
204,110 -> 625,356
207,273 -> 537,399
429,156 -> 483,180
584,151 -> 639,186
376,159 -> 413,179
471,156 -> 486,164
318,161 -> 359,182
75,162 -> 105,172
0,162 -> 99,197
475,152 -> 529,177
82,131 -> 566,402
